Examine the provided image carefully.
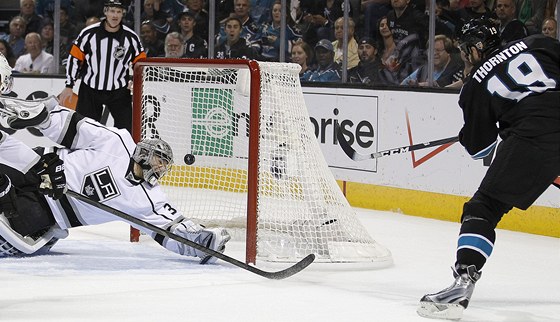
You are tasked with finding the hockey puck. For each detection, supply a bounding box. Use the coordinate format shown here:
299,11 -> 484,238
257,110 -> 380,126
184,154 -> 195,165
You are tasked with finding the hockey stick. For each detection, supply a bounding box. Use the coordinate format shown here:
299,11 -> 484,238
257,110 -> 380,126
66,190 -> 315,279
337,130 -> 459,161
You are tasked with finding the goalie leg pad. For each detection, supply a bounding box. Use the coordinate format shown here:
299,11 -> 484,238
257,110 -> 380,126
0,165 -> 57,237
8,190 -> 56,237
0,213 -> 67,256
1,96 -> 57,130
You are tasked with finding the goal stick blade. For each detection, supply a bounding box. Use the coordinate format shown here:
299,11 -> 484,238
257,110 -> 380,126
337,130 -> 459,161
66,190 -> 315,279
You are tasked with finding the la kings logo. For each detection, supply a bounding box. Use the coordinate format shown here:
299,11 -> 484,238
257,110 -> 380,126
81,167 -> 120,202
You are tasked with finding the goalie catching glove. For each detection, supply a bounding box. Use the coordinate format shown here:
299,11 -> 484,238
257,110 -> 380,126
31,153 -> 67,200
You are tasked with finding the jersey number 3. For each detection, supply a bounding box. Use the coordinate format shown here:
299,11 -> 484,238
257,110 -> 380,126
487,53 -> 557,101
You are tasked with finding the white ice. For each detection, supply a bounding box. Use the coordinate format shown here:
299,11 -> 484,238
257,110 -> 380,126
1,208 -> 559,322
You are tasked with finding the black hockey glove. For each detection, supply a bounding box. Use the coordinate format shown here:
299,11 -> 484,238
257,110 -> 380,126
32,153 -> 67,200
0,174 -> 18,218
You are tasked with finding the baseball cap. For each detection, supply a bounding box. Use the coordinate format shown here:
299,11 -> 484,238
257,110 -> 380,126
315,39 -> 334,52
178,10 -> 196,19
358,37 -> 378,48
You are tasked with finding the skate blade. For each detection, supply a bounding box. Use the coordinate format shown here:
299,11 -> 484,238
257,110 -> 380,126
417,301 -> 464,320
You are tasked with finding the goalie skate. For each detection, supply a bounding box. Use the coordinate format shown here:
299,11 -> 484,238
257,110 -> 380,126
0,96 -> 57,129
417,265 -> 480,320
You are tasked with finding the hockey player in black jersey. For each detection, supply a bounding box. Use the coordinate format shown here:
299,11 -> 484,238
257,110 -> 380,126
0,54 -> 230,262
418,18 -> 560,320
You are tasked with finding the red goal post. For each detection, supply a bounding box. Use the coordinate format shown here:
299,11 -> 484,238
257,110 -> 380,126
130,58 -> 392,266
131,58 -> 260,263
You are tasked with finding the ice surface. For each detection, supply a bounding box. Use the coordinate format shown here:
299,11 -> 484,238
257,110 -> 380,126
1,208 -> 558,322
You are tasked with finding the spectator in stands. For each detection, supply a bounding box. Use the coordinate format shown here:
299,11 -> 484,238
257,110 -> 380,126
386,0 -> 429,48
85,16 -> 101,27
158,0 -> 187,21
250,0 -> 276,25
39,18 -> 54,52
1,16 -> 27,59
164,32 -> 186,58
59,7 -> 79,52
332,17 -> 359,69
541,17 -> 557,38
459,0 -> 496,21
435,0 -> 464,38
40,18 -> 70,73
495,0 -> 528,44
140,20 -> 166,57
73,0 -> 105,25
449,0 -> 466,10
515,0 -> 547,34
300,0 -> 347,42
348,36 -> 381,84
400,34 -> 462,87
260,0 -> 302,62
216,0 -> 234,23
292,2 -> 315,46
361,0 -> 392,39
142,0 -> 172,35
13,32 -> 56,74
376,16 -> 419,85
177,10 -> 208,58
0,39 -> 16,68
217,0 -> 262,54
36,0 -> 74,19
20,0 -> 43,34
300,39 -> 341,82
446,47 -> 473,89
215,17 -> 258,59
182,0 -> 210,40
291,39 -> 314,77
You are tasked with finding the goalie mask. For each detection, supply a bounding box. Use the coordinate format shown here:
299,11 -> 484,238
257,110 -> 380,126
0,53 -> 13,95
132,138 -> 174,186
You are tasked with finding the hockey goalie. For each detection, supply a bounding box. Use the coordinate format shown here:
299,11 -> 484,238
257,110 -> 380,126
0,53 -> 230,261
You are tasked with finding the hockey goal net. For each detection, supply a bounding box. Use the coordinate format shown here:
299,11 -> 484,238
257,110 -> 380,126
132,58 -> 392,265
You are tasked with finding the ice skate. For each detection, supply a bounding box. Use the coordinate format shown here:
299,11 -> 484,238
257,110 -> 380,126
0,96 -> 57,129
199,228 -> 231,264
417,265 -> 481,320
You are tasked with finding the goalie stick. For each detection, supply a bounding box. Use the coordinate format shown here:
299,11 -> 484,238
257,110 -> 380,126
66,190 -> 315,279
337,130 -> 459,161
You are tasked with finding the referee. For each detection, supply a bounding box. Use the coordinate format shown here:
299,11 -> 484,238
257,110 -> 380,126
59,0 -> 146,132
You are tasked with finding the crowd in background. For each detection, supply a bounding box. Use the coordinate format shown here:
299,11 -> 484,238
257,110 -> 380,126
0,0 -> 557,87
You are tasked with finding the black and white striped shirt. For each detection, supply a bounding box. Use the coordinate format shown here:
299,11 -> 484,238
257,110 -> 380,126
66,20 -> 146,91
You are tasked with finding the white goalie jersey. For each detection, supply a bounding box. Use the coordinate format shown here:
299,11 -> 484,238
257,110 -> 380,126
38,105 -> 209,258
0,131 -> 41,174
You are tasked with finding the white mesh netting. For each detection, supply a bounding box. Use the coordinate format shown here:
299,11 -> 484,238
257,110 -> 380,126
137,60 -> 392,264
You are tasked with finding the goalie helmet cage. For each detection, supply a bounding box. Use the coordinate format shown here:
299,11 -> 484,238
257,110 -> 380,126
132,58 -> 392,266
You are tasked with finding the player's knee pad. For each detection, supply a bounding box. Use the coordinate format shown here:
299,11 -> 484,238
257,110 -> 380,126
461,191 -> 512,228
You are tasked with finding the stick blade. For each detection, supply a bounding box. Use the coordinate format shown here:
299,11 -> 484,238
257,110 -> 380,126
336,130 -> 358,160
259,254 -> 316,280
